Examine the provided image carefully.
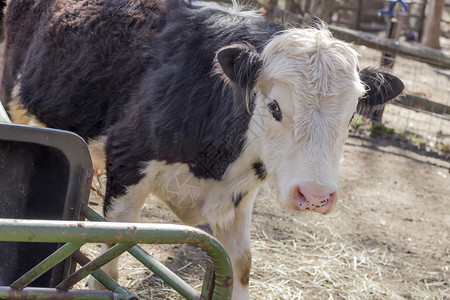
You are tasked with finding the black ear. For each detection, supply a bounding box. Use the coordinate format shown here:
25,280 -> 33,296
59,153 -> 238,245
215,42 -> 262,90
358,67 -> 404,115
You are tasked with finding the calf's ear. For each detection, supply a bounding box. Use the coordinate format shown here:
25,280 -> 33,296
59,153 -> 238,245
357,67 -> 404,115
215,42 -> 262,90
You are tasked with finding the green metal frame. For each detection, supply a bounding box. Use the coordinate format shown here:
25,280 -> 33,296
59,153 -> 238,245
0,123 -> 232,299
0,204 -> 233,300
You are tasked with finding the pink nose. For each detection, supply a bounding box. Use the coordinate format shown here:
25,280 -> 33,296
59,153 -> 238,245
293,183 -> 337,214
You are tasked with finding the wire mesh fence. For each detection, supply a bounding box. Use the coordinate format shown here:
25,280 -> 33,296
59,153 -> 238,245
354,44 -> 450,147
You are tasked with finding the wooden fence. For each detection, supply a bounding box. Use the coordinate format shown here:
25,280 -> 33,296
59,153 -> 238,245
260,1 -> 450,138
263,4 -> 449,69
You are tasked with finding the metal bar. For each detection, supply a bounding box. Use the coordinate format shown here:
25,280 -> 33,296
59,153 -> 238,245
200,261 -> 215,300
83,206 -> 233,299
62,168 -> 93,286
57,243 -> 135,291
0,101 -> 11,123
0,217 -> 233,299
127,245 -> 200,300
85,205 -> 233,299
80,204 -> 106,222
71,251 -> 120,291
0,219 -> 215,244
392,102 -> 450,121
83,206 -> 200,300
10,242 -> 84,290
71,251 -> 138,300
0,286 -> 114,300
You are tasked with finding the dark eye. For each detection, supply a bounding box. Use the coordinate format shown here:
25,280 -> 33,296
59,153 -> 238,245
267,100 -> 282,122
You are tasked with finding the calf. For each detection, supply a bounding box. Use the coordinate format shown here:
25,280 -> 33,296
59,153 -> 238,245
1,0 -> 403,298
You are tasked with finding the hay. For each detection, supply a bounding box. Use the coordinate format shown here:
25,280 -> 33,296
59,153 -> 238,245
71,178 -> 449,299
249,229 -> 399,299
73,230 -> 446,300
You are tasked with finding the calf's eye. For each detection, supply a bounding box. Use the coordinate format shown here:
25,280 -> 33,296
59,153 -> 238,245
266,99 -> 282,122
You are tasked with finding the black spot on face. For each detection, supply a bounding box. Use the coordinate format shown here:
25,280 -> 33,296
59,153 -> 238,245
233,191 -> 248,208
252,161 -> 267,181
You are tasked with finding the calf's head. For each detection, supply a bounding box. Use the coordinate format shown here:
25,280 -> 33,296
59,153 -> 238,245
216,28 -> 403,214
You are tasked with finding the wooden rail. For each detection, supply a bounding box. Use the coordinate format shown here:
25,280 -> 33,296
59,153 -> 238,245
263,4 -> 450,70
329,25 -> 450,70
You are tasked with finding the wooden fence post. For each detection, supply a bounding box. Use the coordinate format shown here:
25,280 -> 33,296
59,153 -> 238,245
372,4 -> 405,123
417,0 -> 428,42
285,0 -> 303,15
321,0 -> 334,23
264,0 -> 279,20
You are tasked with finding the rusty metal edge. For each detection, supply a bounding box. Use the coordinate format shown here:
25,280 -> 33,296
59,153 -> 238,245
0,286 -> 114,300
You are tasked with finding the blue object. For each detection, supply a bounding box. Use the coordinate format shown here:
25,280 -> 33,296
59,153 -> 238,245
379,0 -> 408,18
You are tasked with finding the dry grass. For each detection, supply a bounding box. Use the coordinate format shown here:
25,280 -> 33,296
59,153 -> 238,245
247,186 -> 410,300
249,227 -> 398,299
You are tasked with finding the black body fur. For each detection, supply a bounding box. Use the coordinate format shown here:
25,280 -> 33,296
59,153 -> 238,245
2,0 -> 403,215
2,0 -> 282,212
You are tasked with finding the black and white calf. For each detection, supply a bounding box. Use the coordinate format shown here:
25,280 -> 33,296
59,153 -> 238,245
1,0 -> 403,298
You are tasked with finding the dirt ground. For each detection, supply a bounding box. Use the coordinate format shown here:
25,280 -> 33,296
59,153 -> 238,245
1,13 -> 448,300
84,128 -> 449,299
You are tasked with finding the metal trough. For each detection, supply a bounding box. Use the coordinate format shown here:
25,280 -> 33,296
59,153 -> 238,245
0,122 -> 232,299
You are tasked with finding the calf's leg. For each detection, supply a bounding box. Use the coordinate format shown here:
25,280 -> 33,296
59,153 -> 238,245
88,169 -> 151,289
212,194 -> 255,300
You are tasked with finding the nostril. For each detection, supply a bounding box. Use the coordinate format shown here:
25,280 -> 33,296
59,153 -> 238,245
294,186 -> 308,209
329,191 -> 337,201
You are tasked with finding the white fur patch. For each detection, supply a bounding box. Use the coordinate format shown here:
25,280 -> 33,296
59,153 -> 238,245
193,0 -> 260,18
131,140 -> 263,229
252,27 -> 366,210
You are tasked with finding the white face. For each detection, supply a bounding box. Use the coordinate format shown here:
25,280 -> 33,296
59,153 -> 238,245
242,28 -> 368,214
250,75 -> 364,214
215,28 -> 375,214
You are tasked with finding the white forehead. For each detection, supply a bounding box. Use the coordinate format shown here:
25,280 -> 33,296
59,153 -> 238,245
257,27 -> 365,100
257,28 -> 366,140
